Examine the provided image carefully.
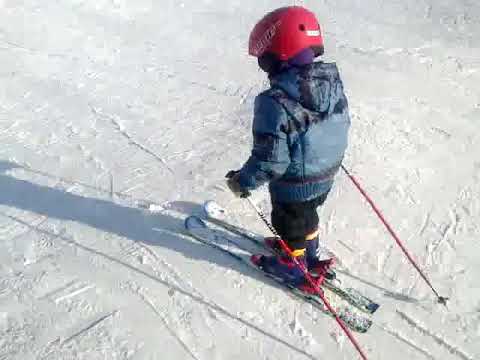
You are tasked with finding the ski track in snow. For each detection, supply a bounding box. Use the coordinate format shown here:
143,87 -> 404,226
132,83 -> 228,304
136,289 -> 202,360
376,324 -> 436,360
396,310 -> 475,360
60,310 -> 119,346
89,106 -> 174,175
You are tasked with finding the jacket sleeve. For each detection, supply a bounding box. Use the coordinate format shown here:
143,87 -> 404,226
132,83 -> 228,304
237,94 -> 291,191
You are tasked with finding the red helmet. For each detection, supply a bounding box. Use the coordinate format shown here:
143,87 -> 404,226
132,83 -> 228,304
248,6 -> 324,61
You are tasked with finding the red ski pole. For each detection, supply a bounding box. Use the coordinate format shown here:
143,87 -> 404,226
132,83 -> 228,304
340,164 -> 448,306
246,197 -> 369,360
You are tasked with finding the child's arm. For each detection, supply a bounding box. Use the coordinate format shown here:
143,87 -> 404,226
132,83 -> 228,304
235,94 -> 291,192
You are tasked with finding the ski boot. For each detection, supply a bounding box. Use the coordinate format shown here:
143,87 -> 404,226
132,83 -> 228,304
305,230 -> 336,280
264,233 -> 336,279
251,251 -> 322,295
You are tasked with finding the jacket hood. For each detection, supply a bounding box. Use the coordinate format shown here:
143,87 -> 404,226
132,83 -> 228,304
269,62 -> 342,113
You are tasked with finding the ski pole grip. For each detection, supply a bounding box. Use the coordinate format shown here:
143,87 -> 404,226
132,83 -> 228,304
240,191 -> 251,198
226,170 -> 251,198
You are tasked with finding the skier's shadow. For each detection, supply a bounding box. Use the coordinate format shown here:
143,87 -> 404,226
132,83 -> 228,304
0,160 -> 256,275
0,159 -> 319,359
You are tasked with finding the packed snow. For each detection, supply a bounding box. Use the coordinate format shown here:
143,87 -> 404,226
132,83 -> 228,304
1,0 -> 479,359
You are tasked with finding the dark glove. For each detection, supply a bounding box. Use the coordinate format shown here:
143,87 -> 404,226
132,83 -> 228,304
226,170 -> 251,198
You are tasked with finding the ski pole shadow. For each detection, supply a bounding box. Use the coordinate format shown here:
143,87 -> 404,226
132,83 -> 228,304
166,200 -> 206,217
0,159 -> 317,359
334,268 -> 421,304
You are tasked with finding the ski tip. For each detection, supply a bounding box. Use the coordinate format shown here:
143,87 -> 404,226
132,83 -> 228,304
203,200 -> 226,218
184,216 -> 207,230
359,320 -> 373,333
367,303 -> 380,314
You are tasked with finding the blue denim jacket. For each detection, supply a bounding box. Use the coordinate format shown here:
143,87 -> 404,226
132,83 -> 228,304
237,62 -> 350,203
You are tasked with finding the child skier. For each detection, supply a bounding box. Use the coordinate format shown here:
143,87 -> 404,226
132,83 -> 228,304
227,6 -> 351,291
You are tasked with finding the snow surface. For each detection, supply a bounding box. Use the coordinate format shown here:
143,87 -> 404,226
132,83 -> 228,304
1,0 -> 479,359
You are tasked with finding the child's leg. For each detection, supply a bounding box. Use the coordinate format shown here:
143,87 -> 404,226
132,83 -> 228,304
271,199 -> 317,252
250,200 -> 310,286
271,191 -> 330,262
304,191 -> 330,263
252,193 -> 332,286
